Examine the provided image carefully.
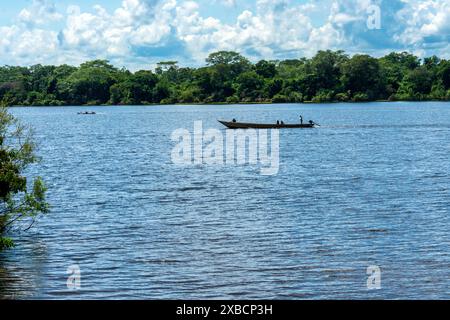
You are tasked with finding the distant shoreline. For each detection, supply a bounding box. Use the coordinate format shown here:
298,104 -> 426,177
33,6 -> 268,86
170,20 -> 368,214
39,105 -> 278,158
8,100 -> 450,108
2,51 -> 449,109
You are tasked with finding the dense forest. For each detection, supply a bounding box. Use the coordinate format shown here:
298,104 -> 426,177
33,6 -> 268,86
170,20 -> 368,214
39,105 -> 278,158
1,50 -> 450,106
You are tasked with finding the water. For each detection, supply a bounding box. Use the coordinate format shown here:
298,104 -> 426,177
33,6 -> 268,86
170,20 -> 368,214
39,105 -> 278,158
1,102 -> 449,299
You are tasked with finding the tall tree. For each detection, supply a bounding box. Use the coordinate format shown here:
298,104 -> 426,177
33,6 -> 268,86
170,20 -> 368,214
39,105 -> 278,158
58,60 -> 118,105
255,60 -> 277,78
206,51 -> 251,80
309,50 -> 348,91
397,67 -> 433,99
0,102 -> 49,250
341,54 -> 384,100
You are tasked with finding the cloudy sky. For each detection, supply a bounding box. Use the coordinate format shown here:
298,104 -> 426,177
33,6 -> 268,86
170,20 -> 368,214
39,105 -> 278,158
0,0 -> 449,69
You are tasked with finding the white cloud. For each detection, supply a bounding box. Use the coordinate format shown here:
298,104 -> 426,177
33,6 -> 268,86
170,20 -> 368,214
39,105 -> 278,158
0,0 -> 62,66
0,25 -> 59,63
396,0 -> 450,46
60,0 -> 175,57
0,0 -> 449,69
18,0 -> 63,26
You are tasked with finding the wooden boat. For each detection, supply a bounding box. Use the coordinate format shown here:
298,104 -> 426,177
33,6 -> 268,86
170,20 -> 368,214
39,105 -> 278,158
218,120 -> 317,129
78,111 -> 97,115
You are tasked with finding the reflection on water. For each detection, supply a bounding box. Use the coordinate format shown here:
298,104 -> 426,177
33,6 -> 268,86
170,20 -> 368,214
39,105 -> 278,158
1,102 -> 450,299
0,239 -> 47,299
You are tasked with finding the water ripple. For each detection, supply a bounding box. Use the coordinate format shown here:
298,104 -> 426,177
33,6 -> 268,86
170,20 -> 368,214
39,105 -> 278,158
0,103 -> 449,299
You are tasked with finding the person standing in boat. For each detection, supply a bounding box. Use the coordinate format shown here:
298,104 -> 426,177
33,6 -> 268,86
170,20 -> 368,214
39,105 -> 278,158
299,116 -> 303,124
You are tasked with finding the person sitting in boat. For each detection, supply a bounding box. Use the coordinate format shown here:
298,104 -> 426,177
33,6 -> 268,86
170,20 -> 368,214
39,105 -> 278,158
281,121 -> 285,125
232,118 -> 237,123
309,120 -> 314,125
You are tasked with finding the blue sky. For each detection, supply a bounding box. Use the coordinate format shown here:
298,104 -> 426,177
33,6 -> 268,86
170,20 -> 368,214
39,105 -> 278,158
0,0 -> 449,70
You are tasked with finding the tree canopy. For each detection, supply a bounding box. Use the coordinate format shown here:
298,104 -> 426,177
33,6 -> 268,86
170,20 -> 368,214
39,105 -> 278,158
1,50 -> 450,106
0,100 -> 49,250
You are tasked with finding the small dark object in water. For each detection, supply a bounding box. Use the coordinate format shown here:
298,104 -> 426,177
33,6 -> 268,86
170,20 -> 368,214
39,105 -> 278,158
78,111 -> 97,115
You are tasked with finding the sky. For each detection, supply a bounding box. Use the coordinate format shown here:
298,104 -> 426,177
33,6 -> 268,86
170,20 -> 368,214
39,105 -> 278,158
0,0 -> 449,70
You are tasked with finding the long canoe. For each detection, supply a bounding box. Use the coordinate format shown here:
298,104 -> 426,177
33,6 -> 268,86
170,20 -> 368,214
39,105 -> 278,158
78,112 -> 97,115
218,120 -> 316,129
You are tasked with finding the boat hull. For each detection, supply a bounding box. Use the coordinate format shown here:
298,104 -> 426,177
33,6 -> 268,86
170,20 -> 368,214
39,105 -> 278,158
218,120 -> 315,129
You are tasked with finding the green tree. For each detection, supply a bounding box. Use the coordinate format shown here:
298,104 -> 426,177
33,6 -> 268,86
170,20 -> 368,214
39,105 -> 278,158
309,50 -> 348,91
255,60 -> 277,78
341,54 -> 384,100
155,61 -> 179,75
437,60 -> 450,89
206,51 -> 251,80
206,51 -> 249,66
194,67 -> 234,102
58,60 -> 118,105
397,67 -> 433,100
110,70 -> 158,104
153,80 -> 172,103
0,102 -> 49,250
1,50 -> 450,105
266,79 -> 284,98
276,59 -> 306,78
235,71 -> 265,101
381,52 -> 420,70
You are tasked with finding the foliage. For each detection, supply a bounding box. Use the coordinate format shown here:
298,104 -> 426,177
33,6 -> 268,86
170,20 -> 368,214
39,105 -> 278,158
341,54 -> 384,100
0,101 -> 49,250
1,51 -> 450,106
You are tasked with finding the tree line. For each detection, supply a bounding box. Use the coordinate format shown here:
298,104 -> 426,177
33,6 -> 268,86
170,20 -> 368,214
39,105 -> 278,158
1,50 -> 450,106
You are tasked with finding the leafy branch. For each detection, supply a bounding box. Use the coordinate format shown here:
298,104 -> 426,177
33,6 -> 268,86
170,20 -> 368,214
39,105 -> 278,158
0,102 -> 49,250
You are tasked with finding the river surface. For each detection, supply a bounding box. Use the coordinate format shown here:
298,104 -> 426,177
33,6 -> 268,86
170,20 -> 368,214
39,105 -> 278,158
0,102 -> 449,299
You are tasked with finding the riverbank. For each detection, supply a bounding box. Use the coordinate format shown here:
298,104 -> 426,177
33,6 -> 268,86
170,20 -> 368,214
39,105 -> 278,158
2,51 -> 450,109
8,99 -> 450,108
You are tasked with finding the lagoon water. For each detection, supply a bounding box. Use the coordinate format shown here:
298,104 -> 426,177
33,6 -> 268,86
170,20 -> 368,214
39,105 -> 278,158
1,102 -> 449,299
